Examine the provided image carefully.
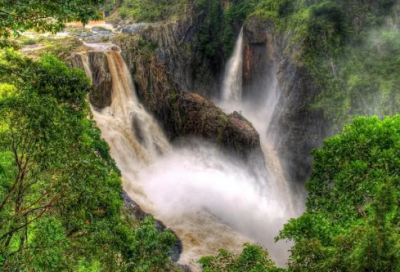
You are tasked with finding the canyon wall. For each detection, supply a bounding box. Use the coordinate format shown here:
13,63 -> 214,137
242,17 -> 331,185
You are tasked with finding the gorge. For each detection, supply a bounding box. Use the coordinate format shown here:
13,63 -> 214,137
75,39 -> 300,269
2,0 -> 400,271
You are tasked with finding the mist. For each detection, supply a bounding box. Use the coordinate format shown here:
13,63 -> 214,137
81,41 -> 303,271
124,140 -> 293,268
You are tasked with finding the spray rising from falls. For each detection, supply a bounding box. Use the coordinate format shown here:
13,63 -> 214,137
80,43 -> 295,270
219,30 -> 298,229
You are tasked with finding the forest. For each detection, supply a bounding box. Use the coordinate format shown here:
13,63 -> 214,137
1,0 -> 400,271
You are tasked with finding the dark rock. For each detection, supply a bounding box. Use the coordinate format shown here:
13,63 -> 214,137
114,19 -> 219,99
243,16 -> 331,185
112,34 -> 263,161
87,51 -> 113,109
232,111 -> 244,121
179,264 -> 192,272
120,23 -> 150,34
72,51 -> 113,109
122,190 -> 149,221
171,236 -> 183,262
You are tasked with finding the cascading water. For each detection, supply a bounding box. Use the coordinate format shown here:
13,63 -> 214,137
79,45 -> 245,270
80,44 -> 171,166
222,28 -> 244,101
80,42 -> 296,271
218,28 -> 299,240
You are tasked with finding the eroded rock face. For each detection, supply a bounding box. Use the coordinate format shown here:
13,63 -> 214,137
243,17 -> 331,185
114,19 -> 220,99
163,93 -> 261,159
87,52 -> 113,109
112,31 -> 262,161
72,52 -> 113,109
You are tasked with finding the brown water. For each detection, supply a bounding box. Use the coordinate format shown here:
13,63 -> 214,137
79,47 -> 258,271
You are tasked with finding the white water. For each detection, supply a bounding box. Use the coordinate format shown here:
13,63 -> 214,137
222,28 -> 244,101
218,29 -> 300,245
80,43 -> 296,270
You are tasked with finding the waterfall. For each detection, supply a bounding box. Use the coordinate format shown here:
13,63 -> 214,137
80,47 -> 171,171
222,28 -> 244,101
79,43 -> 294,270
79,46 -> 253,270
218,31 -> 296,219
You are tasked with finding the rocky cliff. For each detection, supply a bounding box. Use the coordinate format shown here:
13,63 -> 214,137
70,26 -> 262,162
109,24 -> 263,161
72,52 -> 113,109
243,17 -> 331,185
115,19 -> 220,98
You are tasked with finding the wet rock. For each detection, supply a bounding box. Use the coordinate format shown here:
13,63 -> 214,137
243,16 -> 331,185
112,31 -> 262,161
178,264 -> 192,272
113,19 -> 219,99
164,93 -> 260,160
71,51 -> 113,109
122,190 -> 149,221
86,51 -> 113,109
91,26 -> 112,36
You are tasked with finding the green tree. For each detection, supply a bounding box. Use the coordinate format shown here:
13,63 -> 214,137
0,0 -> 103,47
277,116 -> 400,271
0,51 -> 178,271
199,244 -> 283,272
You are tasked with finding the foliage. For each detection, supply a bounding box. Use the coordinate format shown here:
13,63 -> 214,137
221,0 -> 260,57
250,0 -> 400,130
129,217 -> 177,271
277,116 -> 400,271
199,244 -> 283,272
108,0 -> 189,22
0,51 -> 178,271
17,36 -> 84,61
195,0 -> 222,63
194,0 -> 260,64
0,0 -> 103,47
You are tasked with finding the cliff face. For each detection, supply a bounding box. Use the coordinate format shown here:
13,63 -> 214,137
111,29 -> 262,161
116,19 -> 220,99
71,15 -> 329,184
243,17 -> 331,185
72,52 -> 113,109
69,23 -> 262,161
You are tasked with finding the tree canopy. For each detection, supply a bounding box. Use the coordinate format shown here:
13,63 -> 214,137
277,116 -> 400,271
199,244 -> 282,272
0,0 -> 104,47
0,51 -> 177,271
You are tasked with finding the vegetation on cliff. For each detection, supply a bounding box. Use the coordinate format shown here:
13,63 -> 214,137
199,244 -> 283,272
0,51 -> 178,271
3,0 -> 400,271
106,0 -> 189,22
0,1 -> 180,271
278,116 -> 400,271
248,0 -> 400,130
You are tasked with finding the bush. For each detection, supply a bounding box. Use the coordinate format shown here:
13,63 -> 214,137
278,116 -> 400,271
199,244 -> 281,272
